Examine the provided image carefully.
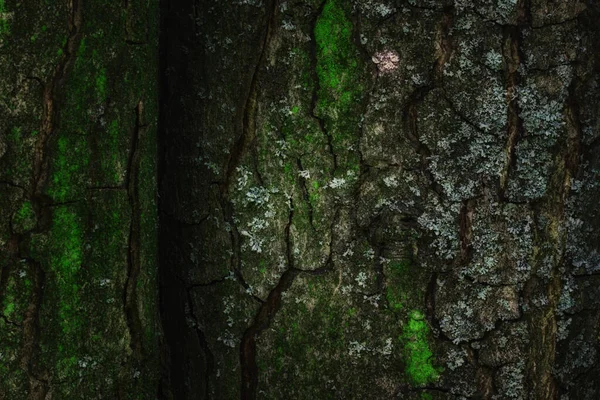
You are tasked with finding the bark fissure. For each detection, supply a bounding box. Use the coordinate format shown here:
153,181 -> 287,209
123,100 -> 146,363
403,6 -> 455,201
219,197 -> 265,305
186,286 -> 214,400
222,0 -> 278,195
457,197 -> 477,267
527,73 -> 584,400
240,201 -> 297,400
498,0 -> 531,201
33,0 -> 84,198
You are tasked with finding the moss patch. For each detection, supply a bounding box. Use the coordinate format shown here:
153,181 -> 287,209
314,0 -> 366,171
400,310 -> 441,386
12,201 -> 36,233
0,0 -> 9,36
314,0 -> 361,112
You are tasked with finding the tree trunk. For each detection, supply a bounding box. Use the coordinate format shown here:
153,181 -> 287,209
2,0 -> 600,399
159,0 -> 600,399
0,0 -> 159,398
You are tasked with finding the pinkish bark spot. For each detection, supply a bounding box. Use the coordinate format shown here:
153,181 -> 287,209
372,50 -> 400,74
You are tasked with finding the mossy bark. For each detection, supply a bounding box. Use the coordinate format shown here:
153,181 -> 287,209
159,0 -> 600,399
2,0 -> 600,399
0,0 -> 159,398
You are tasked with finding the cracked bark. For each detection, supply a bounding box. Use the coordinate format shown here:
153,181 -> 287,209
157,1 -> 597,398
3,0 -> 599,399
1,0 -> 159,397
222,0 -> 278,195
122,100 -> 146,379
18,1 -> 84,398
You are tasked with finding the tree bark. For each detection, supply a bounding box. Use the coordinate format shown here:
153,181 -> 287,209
2,0 -> 600,399
0,0 -> 159,398
159,0 -> 600,399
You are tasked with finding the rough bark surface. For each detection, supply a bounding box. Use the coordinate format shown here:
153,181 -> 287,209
158,0 -> 600,399
0,0 -> 160,398
2,0 -> 600,399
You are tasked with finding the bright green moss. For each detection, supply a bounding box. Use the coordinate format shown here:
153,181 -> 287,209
400,310 -> 441,386
3,300 -> 15,317
314,0 -> 364,171
314,0 -> 361,113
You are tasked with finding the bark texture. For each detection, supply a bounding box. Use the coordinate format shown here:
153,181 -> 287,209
0,0 -> 160,398
159,0 -> 600,399
2,0 -> 600,399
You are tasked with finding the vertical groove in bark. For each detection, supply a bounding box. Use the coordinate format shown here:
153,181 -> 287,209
123,100 -> 146,362
433,5 -> 454,84
222,0 -> 279,195
239,269 -> 299,400
219,198 -> 266,304
403,6 -> 454,200
186,285 -> 214,400
296,158 -> 316,230
457,197 -> 476,267
21,261 -> 48,400
499,0 -> 530,201
564,79 -> 582,180
33,0 -> 84,199
528,73 -> 583,400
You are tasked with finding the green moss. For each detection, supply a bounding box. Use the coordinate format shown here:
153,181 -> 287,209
9,126 -> 20,141
3,300 -> 15,317
96,67 -> 107,100
50,207 -> 84,334
314,0 -> 363,142
47,136 -> 90,201
0,0 -> 10,36
13,201 -> 36,232
76,37 -> 86,61
314,0 -> 358,110
284,162 -> 295,184
47,207 -> 85,379
400,310 -> 441,386
314,0 -> 364,170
